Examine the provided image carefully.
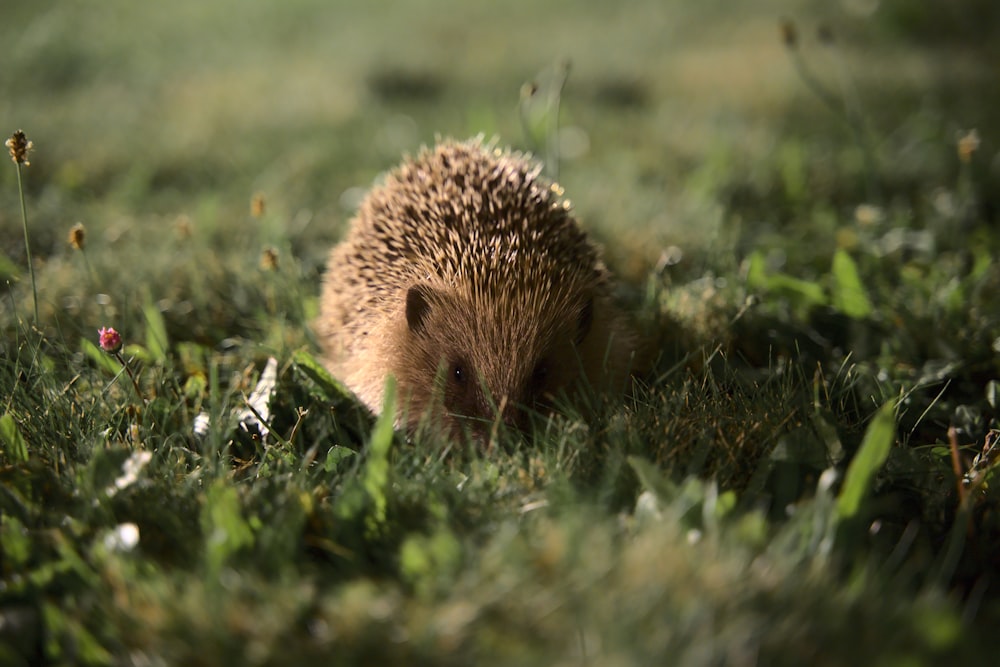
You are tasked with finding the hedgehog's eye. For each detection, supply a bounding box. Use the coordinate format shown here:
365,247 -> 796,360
443,357 -> 472,392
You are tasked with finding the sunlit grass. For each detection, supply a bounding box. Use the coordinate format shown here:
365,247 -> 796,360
1,1 -> 999,664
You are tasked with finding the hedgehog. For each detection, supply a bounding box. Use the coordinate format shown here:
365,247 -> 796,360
316,137 -> 640,439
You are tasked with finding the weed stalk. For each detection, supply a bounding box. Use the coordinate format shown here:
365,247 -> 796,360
519,61 -> 571,181
780,21 -> 879,202
6,130 -> 39,323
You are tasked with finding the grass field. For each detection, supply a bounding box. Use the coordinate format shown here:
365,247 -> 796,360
2,1 -> 1000,664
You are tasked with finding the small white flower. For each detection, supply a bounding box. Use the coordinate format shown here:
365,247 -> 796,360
193,357 -> 278,442
193,412 -> 211,438
103,522 -> 140,553
634,490 -> 664,524
238,356 -> 278,440
106,450 -> 152,497
817,467 -> 839,495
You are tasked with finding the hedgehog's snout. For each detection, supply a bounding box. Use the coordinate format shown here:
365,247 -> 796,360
453,393 -> 529,445
483,366 -> 553,435
444,369 -> 530,437
494,393 -> 529,432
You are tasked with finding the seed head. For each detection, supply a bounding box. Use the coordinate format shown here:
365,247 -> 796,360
260,246 -> 279,271
68,223 -> 86,250
779,19 -> 798,49
250,192 -> 266,218
5,130 -> 33,166
98,327 -> 123,353
854,204 -> 884,227
175,214 -> 193,239
957,129 -> 980,164
520,81 -> 539,101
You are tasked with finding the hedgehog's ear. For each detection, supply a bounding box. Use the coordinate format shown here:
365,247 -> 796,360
406,284 -> 434,335
574,295 -> 594,345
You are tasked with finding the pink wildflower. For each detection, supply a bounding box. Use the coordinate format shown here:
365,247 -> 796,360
98,327 -> 123,353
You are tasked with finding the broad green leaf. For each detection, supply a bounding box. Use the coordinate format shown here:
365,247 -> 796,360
778,140 -> 806,203
123,343 -> 155,364
202,481 -> 255,576
81,338 -> 123,375
184,372 -> 208,401
745,251 -> 767,289
0,413 -> 29,463
363,377 -> 396,532
837,402 -> 896,520
324,445 -> 357,472
745,251 -> 827,310
831,249 -> 873,319
765,273 -> 827,308
0,515 -> 30,567
0,253 -> 20,282
400,534 -> 432,581
400,528 -> 462,592
292,349 -> 355,401
142,298 -> 169,363
627,455 -> 676,502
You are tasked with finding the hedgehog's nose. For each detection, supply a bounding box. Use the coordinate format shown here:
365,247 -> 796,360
495,395 -> 514,425
495,395 -> 529,433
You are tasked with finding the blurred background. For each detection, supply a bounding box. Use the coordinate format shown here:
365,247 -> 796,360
1,0 -> 997,333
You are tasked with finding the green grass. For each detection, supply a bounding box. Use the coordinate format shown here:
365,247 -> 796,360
2,1 -> 1000,664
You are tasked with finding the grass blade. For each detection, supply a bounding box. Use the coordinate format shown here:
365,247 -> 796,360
142,299 -> 169,363
0,413 -> 29,463
81,338 -> 123,375
831,249 -> 874,319
292,349 -> 355,401
836,401 -> 896,521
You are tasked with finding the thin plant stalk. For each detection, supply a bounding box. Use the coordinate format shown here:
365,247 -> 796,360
112,350 -> 146,404
546,60 -> 571,183
14,162 -> 39,324
99,327 -> 146,404
81,248 -> 99,288
518,60 -> 571,181
68,222 -> 98,287
781,21 -> 878,202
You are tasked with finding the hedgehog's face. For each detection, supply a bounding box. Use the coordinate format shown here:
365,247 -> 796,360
393,282 -> 597,440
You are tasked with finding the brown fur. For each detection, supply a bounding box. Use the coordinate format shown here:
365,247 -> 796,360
316,138 -> 639,437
